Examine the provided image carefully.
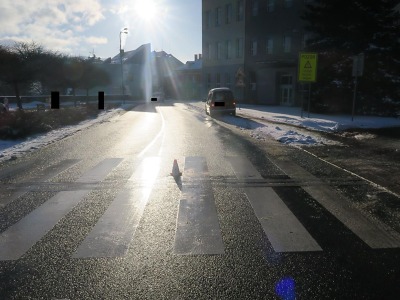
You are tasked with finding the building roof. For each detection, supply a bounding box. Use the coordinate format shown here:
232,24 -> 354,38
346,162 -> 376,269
176,58 -> 202,72
109,44 -> 184,73
110,43 -> 151,64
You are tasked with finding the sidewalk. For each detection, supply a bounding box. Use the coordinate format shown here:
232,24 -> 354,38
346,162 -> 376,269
236,104 -> 400,132
189,101 -> 400,147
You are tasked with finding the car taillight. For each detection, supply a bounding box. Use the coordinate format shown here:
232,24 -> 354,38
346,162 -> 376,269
211,102 -> 215,107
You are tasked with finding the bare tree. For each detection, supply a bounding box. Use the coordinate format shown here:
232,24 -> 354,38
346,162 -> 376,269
0,42 -> 63,109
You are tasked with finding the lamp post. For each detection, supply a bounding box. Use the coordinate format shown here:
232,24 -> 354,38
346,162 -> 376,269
119,27 -> 128,103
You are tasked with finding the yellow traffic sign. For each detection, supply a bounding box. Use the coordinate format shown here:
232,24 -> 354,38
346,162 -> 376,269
298,53 -> 318,82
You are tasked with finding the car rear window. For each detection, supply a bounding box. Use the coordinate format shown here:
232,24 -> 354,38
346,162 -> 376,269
214,91 -> 233,101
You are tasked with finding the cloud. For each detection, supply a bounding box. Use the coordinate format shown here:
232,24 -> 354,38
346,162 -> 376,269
0,0 -> 106,54
86,36 -> 108,45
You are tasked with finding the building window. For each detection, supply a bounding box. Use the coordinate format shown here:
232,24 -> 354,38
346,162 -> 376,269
281,88 -> 293,105
225,73 -> 231,88
205,10 -> 212,29
281,74 -> 293,85
208,43 -> 212,60
216,73 -> 221,87
252,0 -> 259,16
251,39 -> 258,56
283,35 -> 291,53
250,72 -> 257,91
302,33 -> 311,49
215,7 -> 222,26
217,42 -> 223,60
226,40 -> 233,59
266,37 -> 274,54
226,4 -> 233,24
237,0 -> 244,21
267,0 -> 275,12
236,38 -> 244,58
284,0 -> 293,8
280,74 -> 294,105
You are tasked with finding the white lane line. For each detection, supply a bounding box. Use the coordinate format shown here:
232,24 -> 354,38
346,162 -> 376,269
275,159 -> 400,249
0,158 -> 123,261
73,157 -> 160,258
174,156 -> 224,255
138,106 -> 165,158
228,156 -> 322,252
301,148 -> 400,199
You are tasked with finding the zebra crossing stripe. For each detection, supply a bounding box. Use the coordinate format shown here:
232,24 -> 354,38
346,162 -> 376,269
0,159 -> 80,209
174,156 -> 224,255
0,158 -> 123,261
245,187 -> 322,252
73,157 -> 161,258
228,157 -> 322,252
275,159 -> 400,249
76,158 -> 123,183
0,190 -> 90,260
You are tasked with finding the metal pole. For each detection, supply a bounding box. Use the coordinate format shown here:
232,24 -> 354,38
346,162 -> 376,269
352,75 -> 358,122
120,32 -> 125,104
300,83 -> 304,118
307,83 -> 311,118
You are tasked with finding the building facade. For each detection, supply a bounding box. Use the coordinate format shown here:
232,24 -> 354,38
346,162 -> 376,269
202,0 -> 246,101
175,54 -> 203,100
106,44 -> 184,100
202,0 -> 311,105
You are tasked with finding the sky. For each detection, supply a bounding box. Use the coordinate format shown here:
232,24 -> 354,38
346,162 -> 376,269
0,0 -> 202,63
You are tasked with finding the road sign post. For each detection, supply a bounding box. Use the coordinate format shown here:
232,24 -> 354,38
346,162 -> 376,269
352,53 -> 364,121
298,53 -> 318,118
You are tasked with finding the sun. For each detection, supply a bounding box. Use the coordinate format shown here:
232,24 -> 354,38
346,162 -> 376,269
135,1 -> 159,22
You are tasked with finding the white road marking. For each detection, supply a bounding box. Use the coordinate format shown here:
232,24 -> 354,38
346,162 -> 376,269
138,106 -> 165,157
0,190 -> 90,260
76,158 -> 123,183
229,156 -> 322,252
73,157 -> 160,258
245,187 -> 322,252
0,158 -> 123,261
174,156 -> 224,255
0,159 -> 80,208
275,159 -> 400,249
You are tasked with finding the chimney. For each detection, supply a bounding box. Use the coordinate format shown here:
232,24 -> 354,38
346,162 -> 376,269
199,54 -> 202,60
195,54 -> 198,61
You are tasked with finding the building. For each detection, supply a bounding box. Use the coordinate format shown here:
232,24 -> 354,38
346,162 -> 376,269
104,44 -> 184,99
202,0 -> 311,105
202,0 -> 246,101
175,54 -> 203,100
151,50 -> 184,99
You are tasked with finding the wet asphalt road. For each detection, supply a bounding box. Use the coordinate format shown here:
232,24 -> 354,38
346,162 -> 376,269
0,102 -> 399,299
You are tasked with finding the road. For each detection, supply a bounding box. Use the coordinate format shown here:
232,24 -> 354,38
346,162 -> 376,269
0,101 -> 399,299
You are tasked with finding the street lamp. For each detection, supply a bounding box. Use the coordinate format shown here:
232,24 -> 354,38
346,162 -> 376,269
119,27 -> 128,103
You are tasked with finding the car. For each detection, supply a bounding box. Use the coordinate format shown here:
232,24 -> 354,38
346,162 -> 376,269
205,87 -> 236,117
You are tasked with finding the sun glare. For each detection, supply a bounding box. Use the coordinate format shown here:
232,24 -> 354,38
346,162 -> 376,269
135,1 -> 159,22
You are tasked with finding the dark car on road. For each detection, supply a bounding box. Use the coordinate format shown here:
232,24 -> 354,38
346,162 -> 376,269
205,87 -> 236,117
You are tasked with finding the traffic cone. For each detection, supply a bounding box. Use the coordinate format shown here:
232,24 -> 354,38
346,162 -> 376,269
170,159 -> 182,177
